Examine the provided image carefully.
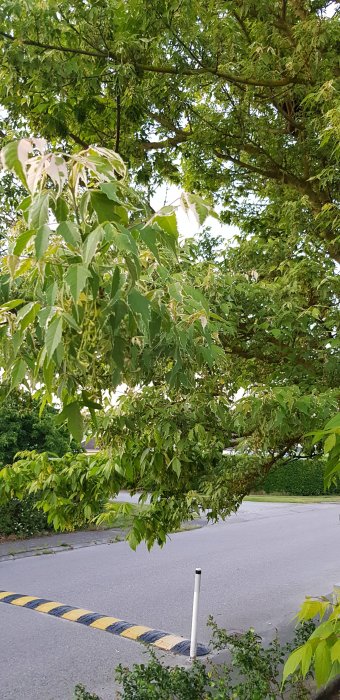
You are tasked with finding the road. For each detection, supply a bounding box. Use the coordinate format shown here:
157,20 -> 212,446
1,502 -> 339,700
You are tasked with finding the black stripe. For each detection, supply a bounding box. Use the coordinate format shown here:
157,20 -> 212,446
106,620 -> 133,634
0,594 -> 23,604
76,613 -> 103,626
138,629 -> 168,644
47,605 -> 74,617
170,639 -> 191,655
24,598 -> 49,609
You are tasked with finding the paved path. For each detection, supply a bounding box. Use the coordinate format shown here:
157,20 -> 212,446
1,502 -> 339,699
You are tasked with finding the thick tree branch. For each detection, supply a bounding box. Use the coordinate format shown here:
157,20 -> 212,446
140,134 -> 188,150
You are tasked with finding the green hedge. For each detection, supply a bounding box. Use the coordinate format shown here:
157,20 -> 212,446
259,458 -> 340,496
0,495 -> 52,538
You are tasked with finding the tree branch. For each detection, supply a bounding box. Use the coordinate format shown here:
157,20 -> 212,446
140,134 -> 188,150
0,31 -> 307,88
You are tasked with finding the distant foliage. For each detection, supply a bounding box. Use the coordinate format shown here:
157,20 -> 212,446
259,458 -> 340,497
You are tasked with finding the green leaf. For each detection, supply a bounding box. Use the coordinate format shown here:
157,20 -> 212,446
0,299 -> 25,311
111,266 -> 121,300
82,226 -> 104,264
100,182 -> 123,204
301,642 -> 313,677
65,264 -> 91,303
54,196 -> 69,223
28,193 -> 49,229
17,301 -> 41,331
324,433 -> 336,453
63,312 -> 81,332
325,414 -> 340,430
1,139 -> 31,186
91,191 -> 116,223
282,646 -> 305,684
172,456 -> 181,478
13,230 -> 35,256
139,226 -> 160,261
57,221 -> 81,248
65,401 -> 84,443
314,640 -> 332,687
35,224 -> 51,259
128,288 -> 151,327
153,212 -> 178,238
45,315 -> 63,361
331,639 -> 340,663
11,358 -> 27,389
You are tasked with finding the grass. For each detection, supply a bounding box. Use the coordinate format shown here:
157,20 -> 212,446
245,494 -> 340,503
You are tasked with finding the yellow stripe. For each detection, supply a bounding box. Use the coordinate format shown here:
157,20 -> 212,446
35,601 -> 63,613
0,591 -> 14,600
11,596 -> 39,607
153,634 -> 184,650
121,625 -> 152,640
90,616 -> 120,630
61,608 -> 92,621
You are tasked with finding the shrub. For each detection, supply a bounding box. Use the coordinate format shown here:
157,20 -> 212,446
0,495 -> 52,538
74,621 -> 314,699
259,458 -> 340,497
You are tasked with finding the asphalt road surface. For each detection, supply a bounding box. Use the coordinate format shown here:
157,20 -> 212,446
1,502 -> 340,700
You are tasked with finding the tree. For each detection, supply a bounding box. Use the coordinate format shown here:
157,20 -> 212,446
0,390 -> 76,467
0,0 -> 339,259
0,141 -> 338,547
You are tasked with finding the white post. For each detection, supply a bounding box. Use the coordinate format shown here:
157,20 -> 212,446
190,568 -> 201,660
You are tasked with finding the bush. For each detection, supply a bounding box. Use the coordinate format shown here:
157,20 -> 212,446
0,390 -> 80,538
259,458 -> 340,497
74,621 -> 315,700
0,495 -> 52,538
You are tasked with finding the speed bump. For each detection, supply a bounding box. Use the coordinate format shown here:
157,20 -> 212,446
0,590 -> 209,656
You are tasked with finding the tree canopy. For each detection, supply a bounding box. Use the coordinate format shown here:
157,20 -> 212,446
0,0 -> 339,259
0,1 -> 339,546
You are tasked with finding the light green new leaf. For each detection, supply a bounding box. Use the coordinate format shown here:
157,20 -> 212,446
324,433 -> 336,453
331,639 -> 340,663
57,221 -> 81,248
100,182 -> 123,204
282,646 -> 305,684
314,640 -> 332,687
45,315 -> 63,361
82,226 -> 104,264
35,224 -> 51,259
65,264 -> 91,303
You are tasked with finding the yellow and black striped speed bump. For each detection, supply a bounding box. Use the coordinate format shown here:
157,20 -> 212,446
0,591 -> 209,656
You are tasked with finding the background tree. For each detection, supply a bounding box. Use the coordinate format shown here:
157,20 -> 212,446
0,0 -> 338,259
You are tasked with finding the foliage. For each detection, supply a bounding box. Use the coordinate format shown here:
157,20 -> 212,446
307,413 -> 340,490
0,390 -> 76,467
259,458 -> 340,497
283,595 -> 340,689
0,494 -> 52,537
0,1 -> 339,262
74,686 -> 101,700
75,621 -> 314,699
0,140 -> 338,546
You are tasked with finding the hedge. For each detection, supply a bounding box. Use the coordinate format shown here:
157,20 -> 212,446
259,458 -> 340,497
0,495 -> 52,538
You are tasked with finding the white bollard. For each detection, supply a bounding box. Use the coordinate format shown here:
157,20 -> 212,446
190,568 -> 202,660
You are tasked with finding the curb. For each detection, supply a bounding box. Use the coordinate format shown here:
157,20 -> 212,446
0,590 -> 209,657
